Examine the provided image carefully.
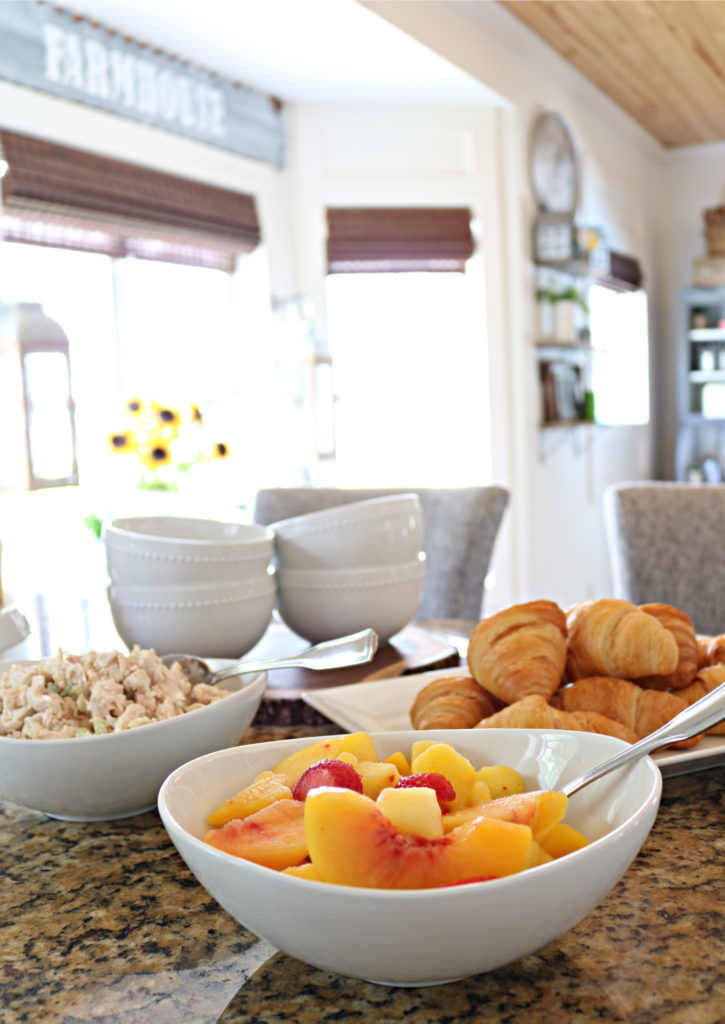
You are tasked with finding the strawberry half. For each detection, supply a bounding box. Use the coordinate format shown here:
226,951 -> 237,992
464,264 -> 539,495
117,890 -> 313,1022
292,758 -> 364,801
395,772 -> 456,809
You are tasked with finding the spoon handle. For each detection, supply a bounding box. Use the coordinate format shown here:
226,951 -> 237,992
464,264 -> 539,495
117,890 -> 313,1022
561,680 -> 725,798
210,629 -> 379,682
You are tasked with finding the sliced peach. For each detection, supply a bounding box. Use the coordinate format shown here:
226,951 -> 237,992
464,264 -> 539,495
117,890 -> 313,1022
304,787 -> 533,888
410,743 -> 476,810
282,861 -> 325,881
204,799 -> 307,869
537,822 -> 590,859
338,731 -> 378,761
377,786 -> 444,839
207,772 -> 292,828
271,738 -> 344,786
466,790 -> 568,838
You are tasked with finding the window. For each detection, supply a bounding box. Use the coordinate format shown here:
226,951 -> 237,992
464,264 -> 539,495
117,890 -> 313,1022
589,285 -> 650,426
325,269 -> 490,486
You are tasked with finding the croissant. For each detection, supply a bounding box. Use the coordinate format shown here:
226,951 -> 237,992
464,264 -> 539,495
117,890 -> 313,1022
467,600 -> 567,705
475,694 -> 638,743
696,633 -> 725,668
551,676 -> 700,748
565,599 -> 679,681
410,675 -> 499,730
636,603 -> 698,691
696,634 -> 715,669
678,664 -> 725,735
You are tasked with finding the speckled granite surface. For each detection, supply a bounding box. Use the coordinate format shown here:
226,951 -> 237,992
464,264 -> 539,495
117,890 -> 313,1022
2,726 -> 724,1024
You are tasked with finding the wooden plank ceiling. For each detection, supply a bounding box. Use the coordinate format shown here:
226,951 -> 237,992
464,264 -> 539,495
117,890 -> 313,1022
496,1 -> 725,147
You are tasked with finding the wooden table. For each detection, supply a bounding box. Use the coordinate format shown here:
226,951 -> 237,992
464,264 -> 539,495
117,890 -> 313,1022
2,606 -> 724,1022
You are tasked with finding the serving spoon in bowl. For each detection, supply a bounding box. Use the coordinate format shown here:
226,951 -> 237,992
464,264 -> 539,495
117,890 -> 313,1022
561,680 -> 725,797
161,628 -> 379,686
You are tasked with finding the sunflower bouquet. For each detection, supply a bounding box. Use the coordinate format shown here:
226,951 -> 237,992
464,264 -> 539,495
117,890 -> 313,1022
108,397 -> 230,492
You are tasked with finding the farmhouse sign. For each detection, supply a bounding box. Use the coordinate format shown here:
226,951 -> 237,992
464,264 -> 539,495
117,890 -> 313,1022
0,2 -> 284,166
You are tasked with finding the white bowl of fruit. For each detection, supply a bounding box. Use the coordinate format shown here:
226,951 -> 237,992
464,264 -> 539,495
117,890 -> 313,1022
158,728 -> 661,986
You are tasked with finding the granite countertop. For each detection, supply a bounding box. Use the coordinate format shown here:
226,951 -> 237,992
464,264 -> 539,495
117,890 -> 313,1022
3,719 -> 724,1024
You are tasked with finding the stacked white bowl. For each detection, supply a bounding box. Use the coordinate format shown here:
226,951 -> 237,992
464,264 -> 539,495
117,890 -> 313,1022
103,516 -> 276,659
271,494 -> 426,644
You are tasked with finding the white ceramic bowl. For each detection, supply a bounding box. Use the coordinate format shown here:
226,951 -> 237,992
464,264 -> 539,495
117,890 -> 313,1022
158,728 -> 662,987
0,597 -> 30,653
270,494 -> 423,570
0,660 -> 266,821
103,516 -> 274,585
108,574 -> 275,658
276,555 -> 426,644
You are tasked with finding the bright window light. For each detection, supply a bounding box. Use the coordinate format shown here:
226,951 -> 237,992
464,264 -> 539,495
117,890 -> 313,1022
325,271 -> 490,486
589,285 -> 650,426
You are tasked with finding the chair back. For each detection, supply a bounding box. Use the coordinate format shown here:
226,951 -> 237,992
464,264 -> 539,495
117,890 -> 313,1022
253,485 -> 509,621
604,481 -> 725,635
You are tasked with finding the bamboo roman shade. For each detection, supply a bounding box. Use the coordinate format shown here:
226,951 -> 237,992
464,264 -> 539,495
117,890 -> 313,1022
0,130 -> 261,271
326,207 -> 475,273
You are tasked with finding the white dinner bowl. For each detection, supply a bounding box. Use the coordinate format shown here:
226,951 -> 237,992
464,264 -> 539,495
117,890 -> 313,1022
270,494 -> 423,570
103,516 -> 274,585
275,556 -> 426,644
0,660 -> 266,821
108,573 -> 275,658
158,728 -> 661,987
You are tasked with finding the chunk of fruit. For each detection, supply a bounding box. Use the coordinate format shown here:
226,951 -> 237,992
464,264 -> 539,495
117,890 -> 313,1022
271,739 -> 344,787
466,789 -> 568,838
304,787 -> 533,888
291,758 -> 363,801
377,786 -> 444,839
410,743 -> 476,810
410,739 -> 438,761
207,772 -> 292,828
537,822 -> 590,859
525,839 -> 553,868
356,760 -> 401,799
282,861 -> 325,881
204,799 -> 307,869
383,750 -> 411,776
338,731 -> 379,762
441,788 -> 567,836
475,765 -> 526,799
395,772 -> 455,810
469,780 -> 492,806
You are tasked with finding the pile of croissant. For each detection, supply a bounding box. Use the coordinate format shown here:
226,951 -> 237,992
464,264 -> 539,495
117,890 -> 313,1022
410,598 -> 725,748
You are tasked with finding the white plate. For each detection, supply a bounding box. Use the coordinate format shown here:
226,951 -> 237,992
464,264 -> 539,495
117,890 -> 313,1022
302,667 -> 725,779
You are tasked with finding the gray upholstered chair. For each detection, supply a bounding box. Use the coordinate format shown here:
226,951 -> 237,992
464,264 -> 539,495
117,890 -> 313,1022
253,485 -> 509,621
604,482 -> 725,635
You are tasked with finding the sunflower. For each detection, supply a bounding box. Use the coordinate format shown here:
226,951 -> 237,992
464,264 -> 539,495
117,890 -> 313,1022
108,430 -> 137,453
212,442 -> 230,459
152,404 -> 182,428
191,404 -> 203,424
139,444 -> 172,469
124,398 -> 145,417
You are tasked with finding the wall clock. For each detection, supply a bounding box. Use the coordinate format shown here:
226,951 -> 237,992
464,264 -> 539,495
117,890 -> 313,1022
529,111 -> 579,218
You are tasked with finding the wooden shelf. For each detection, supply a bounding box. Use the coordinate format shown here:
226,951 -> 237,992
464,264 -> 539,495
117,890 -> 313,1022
688,328 -> 725,341
534,259 -> 640,291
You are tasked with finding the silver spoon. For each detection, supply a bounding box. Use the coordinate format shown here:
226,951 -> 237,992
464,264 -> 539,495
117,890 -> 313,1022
161,628 -> 379,686
561,680 -> 725,797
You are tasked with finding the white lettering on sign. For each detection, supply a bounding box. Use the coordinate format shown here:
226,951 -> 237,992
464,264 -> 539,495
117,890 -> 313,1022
41,22 -> 227,139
